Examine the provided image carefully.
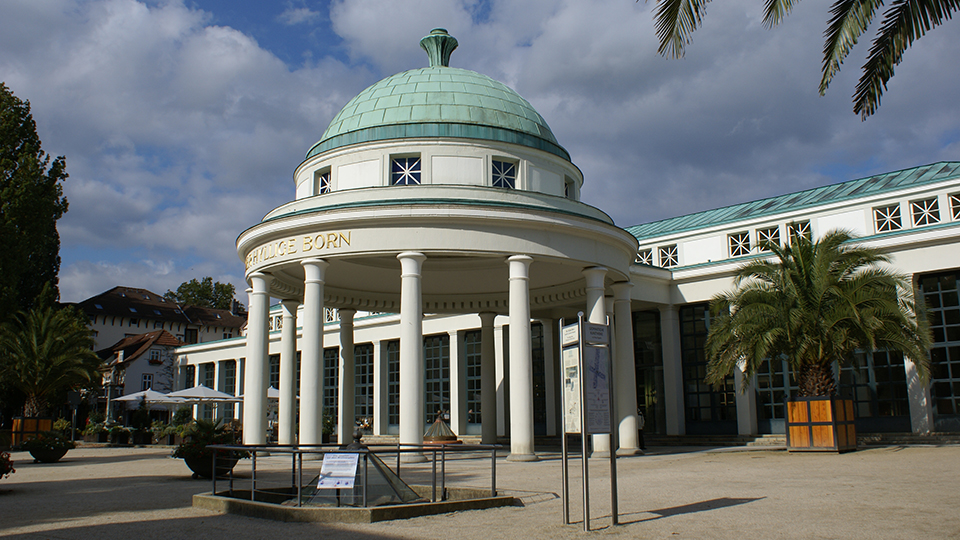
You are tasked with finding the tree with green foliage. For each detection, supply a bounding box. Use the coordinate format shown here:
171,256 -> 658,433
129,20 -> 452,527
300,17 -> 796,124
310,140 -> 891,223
0,306 -> 102,417
704,229 -> 932,397
652,0 -> 958,118
0,82 -> 69,317
164,277 -> 237,310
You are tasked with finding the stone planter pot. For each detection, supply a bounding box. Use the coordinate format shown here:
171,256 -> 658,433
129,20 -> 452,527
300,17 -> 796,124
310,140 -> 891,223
29,448 -> 69,463
786,397 -> 857,453
132,431 -> 152,445
110,431 -> 130,445
84,432 -> 109,443
183,455 -> 239,479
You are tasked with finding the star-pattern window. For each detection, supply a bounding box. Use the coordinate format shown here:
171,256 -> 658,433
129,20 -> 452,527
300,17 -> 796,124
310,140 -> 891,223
756,226 -> 780,252
635,248 -> 653,265
788,220 -> 811,243
729,232 -> 751,257
874,204 -> 902,232
317,171 -> 331,194
658,244 -> 679,268
951,193 -> 960,220
911,197 -> 940,226
492,160 -> 516,189
391,157 -> 421,185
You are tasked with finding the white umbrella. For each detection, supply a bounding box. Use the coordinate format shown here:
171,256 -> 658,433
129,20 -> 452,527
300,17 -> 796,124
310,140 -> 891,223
167,384 -> 241,402
114,388 -> 184,404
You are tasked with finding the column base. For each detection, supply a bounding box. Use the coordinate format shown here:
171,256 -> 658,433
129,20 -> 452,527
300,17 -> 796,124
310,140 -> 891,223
400,453 -> 428,463
590,450 -> 611,458
506,453 -> 539,462
616,447 -> 644,456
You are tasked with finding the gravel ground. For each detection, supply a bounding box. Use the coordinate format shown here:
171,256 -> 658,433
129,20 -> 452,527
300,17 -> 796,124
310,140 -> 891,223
2,444 -> 958,539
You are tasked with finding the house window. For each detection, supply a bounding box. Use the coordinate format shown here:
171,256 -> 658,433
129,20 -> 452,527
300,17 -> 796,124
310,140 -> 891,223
387,340 -> 400,425
658,244 -> 679,268
323,347 -> 339,425
787,220 -> 811,242
184,365 -> 195,389
564,177 -> 576,199
728,232 -> 751,257
391,156 -> 421,185
355,344 -> 374,431
874,204 -> 903,232
911,197 -> 940,226
635,248 -> 653,265
184,328 -> 198,344
316,169 -> 331,194
492,160 -> 516,189
129,318 -> 139,327
756,226 -> 780,251
153,321 -> 163,329
148,349 -> 162,365
424,334 -> 450,424
950,193 -> 960,220
269,355 -> 280,389
465,330 -> 482,424
141,373 -> 153,391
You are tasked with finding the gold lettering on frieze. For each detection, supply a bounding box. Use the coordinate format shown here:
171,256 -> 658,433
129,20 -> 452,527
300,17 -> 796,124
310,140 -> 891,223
245,230 -> 353,269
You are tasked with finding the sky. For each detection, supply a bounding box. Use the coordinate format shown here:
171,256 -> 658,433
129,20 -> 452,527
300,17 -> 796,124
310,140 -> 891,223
1,0 -> 959,305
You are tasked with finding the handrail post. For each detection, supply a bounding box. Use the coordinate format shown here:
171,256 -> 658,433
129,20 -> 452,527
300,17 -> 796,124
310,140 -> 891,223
211,452 -> 217,495
297,448 -> 303,507
251,450 -> 257,501
491,445 -> 497,497
440,445 -> 446,501
431,448 -> 437,502
362,452 -> 368,507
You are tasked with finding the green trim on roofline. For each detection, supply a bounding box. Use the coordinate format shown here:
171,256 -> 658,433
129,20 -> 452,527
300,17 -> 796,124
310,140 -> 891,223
305,122 -> 570,162
626,162 -> 960,241
261,197 -> 613,225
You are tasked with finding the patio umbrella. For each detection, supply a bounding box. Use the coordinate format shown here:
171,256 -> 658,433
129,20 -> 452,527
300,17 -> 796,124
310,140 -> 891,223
167,384 -> 241,402
114,388 -> 184,404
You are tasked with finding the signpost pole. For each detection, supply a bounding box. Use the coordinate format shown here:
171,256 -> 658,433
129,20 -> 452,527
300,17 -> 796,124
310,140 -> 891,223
579,313 -> 590,532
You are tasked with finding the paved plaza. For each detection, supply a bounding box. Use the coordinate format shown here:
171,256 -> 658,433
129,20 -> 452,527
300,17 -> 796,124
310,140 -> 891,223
1,443 -> 958,539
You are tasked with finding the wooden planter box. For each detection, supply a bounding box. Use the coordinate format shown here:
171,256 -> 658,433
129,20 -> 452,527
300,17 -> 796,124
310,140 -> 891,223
11,417 -> 54,448
786,397 -> 857,453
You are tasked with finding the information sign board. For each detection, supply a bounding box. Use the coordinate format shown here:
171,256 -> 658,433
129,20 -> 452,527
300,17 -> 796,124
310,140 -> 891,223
562,347 -> 581,434
561,323 -> 579,347
317,453 -> 360,489
583,346 -> 611,434
583,323 -> 609,345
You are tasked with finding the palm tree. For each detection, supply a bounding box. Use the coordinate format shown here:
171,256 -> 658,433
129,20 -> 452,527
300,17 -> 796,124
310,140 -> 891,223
704,229 -> 931,396
653,0 -> 958,118
0,306 -> 102,416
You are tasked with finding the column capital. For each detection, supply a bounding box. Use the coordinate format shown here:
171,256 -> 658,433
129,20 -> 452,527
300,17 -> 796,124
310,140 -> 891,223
582,266 -> 607,289
611,281 -> 633,301
248,272 -> 270,293
398,252 -> 427,275
478,311 -> 497,326
507,254 -> 533,279
338,308 -> 357,321
301,258 -> 329,283
280,298 -> 300,310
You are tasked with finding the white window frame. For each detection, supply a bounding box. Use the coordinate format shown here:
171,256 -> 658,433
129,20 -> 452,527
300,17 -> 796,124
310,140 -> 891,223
728,232 -> 751,257
756,226 -> 780,252
315,168 -> 331,194
390,155 -> 421,185
874,203 -> 903,232
911,197 -> 940,226
635,248 -> 653,265
491,159 -> 517,189
658,244 -> 679,268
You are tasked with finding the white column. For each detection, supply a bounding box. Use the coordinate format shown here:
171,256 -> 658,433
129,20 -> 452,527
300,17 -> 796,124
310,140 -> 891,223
583,266 -> 610,457
479,311 -> 497,444
507,255 -> 537,461
299,259 -> 328,447
613,282 -> 641,455
659,305 -> 685,435
278,299 -> 299,445
398,252 -> 427,461
372,340 -> 387,436
449,330 -> 465,436
242,272 -> 270,445
905,357 -> 935,434
735,365 -> 758,435
338,308 -> 356,444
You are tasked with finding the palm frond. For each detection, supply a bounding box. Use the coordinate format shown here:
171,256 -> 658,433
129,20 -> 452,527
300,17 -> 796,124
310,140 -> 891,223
854,0 -> 960,118
764,0 -> 803,27
820,0 -> 883,94
654,0 -> 713,58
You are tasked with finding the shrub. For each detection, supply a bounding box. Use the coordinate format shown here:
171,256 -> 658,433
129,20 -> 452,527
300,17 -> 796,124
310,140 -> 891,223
171,419 -> 249,461
0,452 -> 14,479
20,431 -> 76,451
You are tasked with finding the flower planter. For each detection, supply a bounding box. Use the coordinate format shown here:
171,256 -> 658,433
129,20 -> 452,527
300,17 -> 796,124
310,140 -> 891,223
183,455 -> 239,479
110,431 -> 130,445
29,448 -> 68,463
84,432 -> 109,443
786,397 -> 857,453
12,417 -> 54,448
132,431 -> 153,445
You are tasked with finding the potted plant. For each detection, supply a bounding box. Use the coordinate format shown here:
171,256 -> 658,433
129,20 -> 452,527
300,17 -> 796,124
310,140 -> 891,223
705,230 -> 932,452
108,424 -> 130,445
1,451 -> 14,479
172,419 -> 249,479
322,414 -> 335,444
21,431 -> 76,463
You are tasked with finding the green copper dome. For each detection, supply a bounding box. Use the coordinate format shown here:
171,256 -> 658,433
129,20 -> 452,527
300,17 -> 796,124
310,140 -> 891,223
306,29 -> 568,161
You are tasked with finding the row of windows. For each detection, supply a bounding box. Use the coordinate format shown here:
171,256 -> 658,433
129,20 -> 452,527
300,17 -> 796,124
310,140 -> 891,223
873,194 -> 960,233
636,221 -> 811,268
314,157 -> 521,192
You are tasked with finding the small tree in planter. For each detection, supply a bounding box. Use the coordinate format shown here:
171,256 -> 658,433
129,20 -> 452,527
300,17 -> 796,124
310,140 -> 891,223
82,412 -> 108,442
21,431 -> 76,463
172,419 -> 249,478
705,230 -> 932,451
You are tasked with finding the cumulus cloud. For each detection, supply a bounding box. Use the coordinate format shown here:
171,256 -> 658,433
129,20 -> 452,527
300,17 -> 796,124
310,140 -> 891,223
278,5 -> 321,25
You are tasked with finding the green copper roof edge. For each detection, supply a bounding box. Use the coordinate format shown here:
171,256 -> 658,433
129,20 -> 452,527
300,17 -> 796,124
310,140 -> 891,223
304,123 -> 571,162
261,197 -> 612,226
626,161 -> 960,241
647,219 -> 960,271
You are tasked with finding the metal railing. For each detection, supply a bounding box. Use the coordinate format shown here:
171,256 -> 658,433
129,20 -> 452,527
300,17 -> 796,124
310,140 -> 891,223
207,443 -> 501,508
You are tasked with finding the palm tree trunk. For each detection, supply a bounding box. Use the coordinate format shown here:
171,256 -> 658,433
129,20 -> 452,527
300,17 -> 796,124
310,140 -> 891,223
797,363 -> 837,397
23,394 -> 46,417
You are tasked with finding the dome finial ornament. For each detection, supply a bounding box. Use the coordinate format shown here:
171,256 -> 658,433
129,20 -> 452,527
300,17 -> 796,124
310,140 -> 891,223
420,28 -> 458,67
